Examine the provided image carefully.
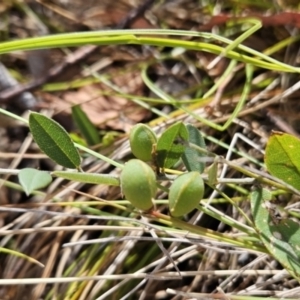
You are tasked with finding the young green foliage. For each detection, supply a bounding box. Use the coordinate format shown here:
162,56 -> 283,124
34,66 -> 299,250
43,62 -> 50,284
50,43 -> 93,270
129,123 -> 157,161
169,171 -> 204,217
18,168 -> 52,196
29,112 -> 81,169
181,124 -> 206,173
120,159 -> 157,211
251,188 -> 300,281
156,121 -> 188,169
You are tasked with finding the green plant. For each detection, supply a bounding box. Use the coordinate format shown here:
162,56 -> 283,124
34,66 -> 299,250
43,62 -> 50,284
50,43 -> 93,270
4,111 -> 300,286
26,113 -> 207,216
2,12 -> 300,298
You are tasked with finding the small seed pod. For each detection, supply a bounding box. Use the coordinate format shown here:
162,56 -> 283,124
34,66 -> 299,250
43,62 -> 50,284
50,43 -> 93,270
169,171 -> 204,217
129,124 -> 157,161
120,159 -> 157,211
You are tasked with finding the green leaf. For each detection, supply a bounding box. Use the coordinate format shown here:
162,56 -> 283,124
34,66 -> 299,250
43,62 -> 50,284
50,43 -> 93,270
29,112 -> 81,169
265,132 -> 300,190
270,218 -> 300,258
72,105 -> 100,146
250,188 -> 300,281
18,168 -> 52,196
156,122 -> 188,169
182,124 -> 206,173
207,158 -> 218,185
53,171 -> 120,186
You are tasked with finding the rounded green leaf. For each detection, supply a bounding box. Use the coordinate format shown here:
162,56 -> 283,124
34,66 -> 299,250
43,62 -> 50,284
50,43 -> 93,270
265,132 -> 300,190
18,168 -> 52,196
169,171 -> 204,217
120,159 -> 156,211
29,112 -> 81,169
129,123 -> 157,161
156,122 -> 188,169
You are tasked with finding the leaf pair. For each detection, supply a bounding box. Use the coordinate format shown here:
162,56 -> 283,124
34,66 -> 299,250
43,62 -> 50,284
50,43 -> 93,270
129,121 -> 207,173
155,122 -> 206,173
18,112 -> 82,195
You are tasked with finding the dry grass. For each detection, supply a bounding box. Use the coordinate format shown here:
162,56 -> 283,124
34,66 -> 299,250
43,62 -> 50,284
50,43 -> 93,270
1,1 -> 300,299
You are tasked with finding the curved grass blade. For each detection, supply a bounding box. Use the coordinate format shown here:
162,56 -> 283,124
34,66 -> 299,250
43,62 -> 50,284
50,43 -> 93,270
71,105 -> 100,146
29,112 -> 81,169
0,247 -> 44,268
0,28 -> 299,72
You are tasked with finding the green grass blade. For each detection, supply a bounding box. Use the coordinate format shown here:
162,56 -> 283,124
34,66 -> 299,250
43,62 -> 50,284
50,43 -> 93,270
72,105 -> 101,146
